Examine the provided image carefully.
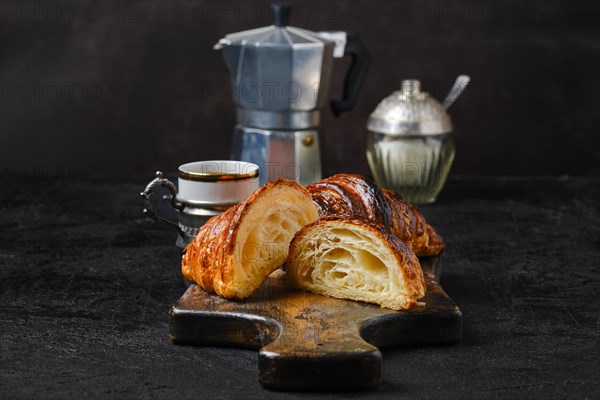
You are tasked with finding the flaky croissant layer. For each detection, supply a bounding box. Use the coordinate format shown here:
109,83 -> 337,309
182,179 -> 319,299
307,174 -> 444,256
287,217 -> 426,310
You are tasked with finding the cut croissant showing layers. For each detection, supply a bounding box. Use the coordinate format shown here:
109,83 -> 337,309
287,217 -> 426,310
182,179 -> 319,299
307,174 -> 444,256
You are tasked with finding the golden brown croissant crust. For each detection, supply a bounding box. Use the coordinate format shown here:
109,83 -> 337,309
182,178 -> 319,299
307,174 -> 444,256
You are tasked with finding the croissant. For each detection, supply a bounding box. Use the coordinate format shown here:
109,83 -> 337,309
286,217 -> 426,310
307,174 -> 444,256
182,178 -> 319,299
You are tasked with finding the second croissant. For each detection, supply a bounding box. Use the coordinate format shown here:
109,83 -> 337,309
308,174 -> 444,256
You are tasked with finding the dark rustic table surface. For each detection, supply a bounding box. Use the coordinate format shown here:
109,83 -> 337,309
1,174 -> 598,399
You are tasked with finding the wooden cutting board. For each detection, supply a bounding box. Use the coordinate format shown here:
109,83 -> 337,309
169,257 -> 461,391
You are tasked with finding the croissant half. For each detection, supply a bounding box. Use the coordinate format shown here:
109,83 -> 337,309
307,174 -> 444,256
182,179 -> 319,299
286,217 -> 426,310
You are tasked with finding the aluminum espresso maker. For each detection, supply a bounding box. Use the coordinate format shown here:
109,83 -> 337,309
214,4 -> 369,185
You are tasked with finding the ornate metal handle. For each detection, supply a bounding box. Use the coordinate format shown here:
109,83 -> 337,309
140,171 -> 185,238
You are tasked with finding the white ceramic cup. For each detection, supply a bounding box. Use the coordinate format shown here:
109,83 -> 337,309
141,161 -> 260,248
177,160 -> 260,205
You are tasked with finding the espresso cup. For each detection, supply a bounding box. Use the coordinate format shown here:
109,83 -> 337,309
177,161 -> 260,205
141,160 -> 260,248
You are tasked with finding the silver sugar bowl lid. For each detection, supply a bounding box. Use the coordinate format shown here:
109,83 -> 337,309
367,80 -> 453,136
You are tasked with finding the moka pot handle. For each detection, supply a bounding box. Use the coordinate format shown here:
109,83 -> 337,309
331,33 -> 371,117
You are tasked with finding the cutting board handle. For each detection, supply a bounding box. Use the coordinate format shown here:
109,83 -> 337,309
258,313 -> 382,390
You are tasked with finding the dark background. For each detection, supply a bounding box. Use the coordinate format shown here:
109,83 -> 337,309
1,0 -> 599,178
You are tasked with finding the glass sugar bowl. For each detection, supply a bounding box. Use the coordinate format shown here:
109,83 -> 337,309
366,80 -> 456,204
